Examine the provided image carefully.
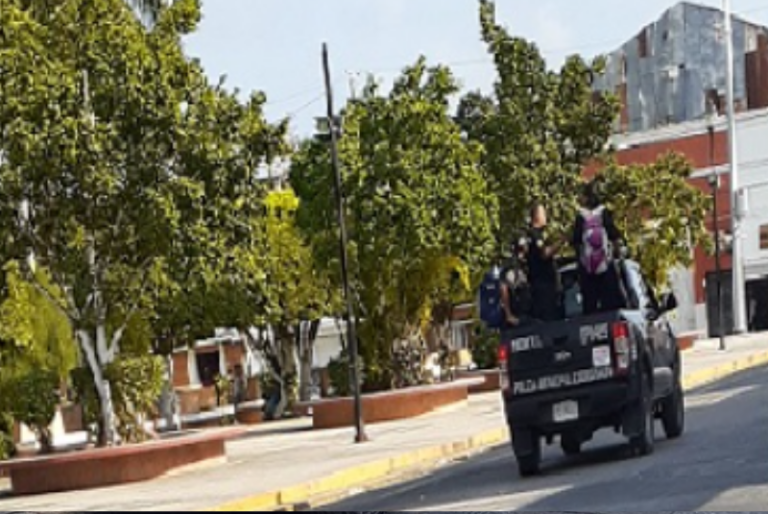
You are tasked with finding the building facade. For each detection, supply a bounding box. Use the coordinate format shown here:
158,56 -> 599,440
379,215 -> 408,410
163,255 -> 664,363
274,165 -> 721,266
596,107 -> 768,336
593,1 -> 768,134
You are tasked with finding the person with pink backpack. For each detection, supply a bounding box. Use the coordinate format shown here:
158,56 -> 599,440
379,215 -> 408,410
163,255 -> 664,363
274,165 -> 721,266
571,181 -> 628,315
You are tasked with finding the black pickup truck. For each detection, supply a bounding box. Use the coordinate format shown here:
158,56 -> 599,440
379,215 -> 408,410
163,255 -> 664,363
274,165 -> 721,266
499,260 -> 685,476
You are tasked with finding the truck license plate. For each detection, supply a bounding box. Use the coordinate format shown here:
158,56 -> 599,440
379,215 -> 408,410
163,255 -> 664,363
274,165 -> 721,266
553,401 -> 579,423
593,346 -> 612,367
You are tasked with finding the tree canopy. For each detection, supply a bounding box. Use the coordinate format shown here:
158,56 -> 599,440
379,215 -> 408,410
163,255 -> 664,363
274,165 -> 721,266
0,0 -> 286,444
456,0 -> 620,252
293,58 -> 498,389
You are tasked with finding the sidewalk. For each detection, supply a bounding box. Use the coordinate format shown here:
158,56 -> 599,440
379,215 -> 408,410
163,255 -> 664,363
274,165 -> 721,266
1,333 -> 767,512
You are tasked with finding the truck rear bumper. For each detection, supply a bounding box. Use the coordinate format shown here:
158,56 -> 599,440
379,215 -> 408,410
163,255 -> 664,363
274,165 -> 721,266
504,381 -> 631,435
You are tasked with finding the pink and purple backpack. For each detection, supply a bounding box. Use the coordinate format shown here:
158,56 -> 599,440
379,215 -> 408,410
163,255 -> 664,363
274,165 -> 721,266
579,206 -> 612,275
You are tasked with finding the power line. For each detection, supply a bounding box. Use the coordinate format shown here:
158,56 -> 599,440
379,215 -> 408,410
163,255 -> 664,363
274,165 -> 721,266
285,92 -> 325,119
265,84 -> 327,107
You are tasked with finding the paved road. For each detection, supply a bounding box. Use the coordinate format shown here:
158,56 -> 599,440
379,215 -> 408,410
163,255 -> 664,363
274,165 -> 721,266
322,366 -> 768,512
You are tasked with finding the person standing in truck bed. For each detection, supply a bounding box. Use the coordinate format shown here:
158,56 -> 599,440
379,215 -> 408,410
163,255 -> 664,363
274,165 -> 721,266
572,181 -> 628,315
526,203 -> 565,322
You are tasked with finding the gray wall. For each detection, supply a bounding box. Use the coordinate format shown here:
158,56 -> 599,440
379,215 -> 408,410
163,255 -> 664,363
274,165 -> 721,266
594,2 -> 768,133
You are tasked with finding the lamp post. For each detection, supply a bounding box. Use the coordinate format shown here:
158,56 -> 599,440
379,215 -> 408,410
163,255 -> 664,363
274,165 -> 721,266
706,101 -> 726,351
320,43 -> 368,444
723,0 -> 748,334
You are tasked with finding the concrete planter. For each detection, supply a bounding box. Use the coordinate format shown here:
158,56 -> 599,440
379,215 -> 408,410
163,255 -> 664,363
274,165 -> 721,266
457,370 -> 502,394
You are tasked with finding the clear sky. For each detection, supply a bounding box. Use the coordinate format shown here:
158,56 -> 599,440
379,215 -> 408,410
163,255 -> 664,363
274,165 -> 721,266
183,0 -> 768,138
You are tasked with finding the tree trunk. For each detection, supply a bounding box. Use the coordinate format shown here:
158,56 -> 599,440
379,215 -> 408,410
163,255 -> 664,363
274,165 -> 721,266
271,326 -> 298,419
298,321 -> 319,402
158,354 -> 178,431
77,328 -> 116,447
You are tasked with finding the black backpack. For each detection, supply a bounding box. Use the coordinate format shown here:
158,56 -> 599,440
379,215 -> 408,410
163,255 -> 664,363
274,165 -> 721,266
478,267 -> 504,329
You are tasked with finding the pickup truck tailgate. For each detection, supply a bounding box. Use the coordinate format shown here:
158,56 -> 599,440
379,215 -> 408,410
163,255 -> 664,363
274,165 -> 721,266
502,313 -> 623,397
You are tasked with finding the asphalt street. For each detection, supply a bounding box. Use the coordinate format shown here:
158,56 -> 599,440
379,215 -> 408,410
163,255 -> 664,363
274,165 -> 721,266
322,365 -> 768,512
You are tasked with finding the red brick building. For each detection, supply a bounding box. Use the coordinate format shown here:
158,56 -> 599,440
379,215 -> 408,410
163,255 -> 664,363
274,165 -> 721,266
587,108 -> 768,336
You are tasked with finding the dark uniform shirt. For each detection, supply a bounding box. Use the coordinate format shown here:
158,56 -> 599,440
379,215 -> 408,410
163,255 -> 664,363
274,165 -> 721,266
527,227 -> 558,286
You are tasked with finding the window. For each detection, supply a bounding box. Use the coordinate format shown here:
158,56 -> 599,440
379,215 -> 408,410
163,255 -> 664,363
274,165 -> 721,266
196,351 -> 220,387
638,29 -> 649,58
761,225 -> 768,250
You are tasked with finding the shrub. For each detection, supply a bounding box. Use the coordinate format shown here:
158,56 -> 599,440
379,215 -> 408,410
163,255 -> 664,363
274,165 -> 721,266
0,412 -> 15,461
327,349 -> 364,397
106,356 -> 165,444
70,367 -> 102,444
471,324 -> 500,371
214,374 -> 232,406
0,376 -> 17,461
71,356 -> 165,445
9,369 -> 59,454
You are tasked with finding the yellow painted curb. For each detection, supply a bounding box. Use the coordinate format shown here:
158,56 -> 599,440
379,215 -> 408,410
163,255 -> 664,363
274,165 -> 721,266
204,427 -> 507,512
207,351 -> 768,512
682,351 -> 768,391
209,491 -> 281,512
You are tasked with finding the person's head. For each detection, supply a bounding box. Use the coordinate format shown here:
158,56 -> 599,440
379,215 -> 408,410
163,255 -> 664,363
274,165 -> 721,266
530,203 -> 547,228
582,181 -> 601,209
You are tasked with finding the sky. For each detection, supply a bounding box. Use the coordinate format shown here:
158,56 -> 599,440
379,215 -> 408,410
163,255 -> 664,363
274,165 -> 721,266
183,0 -> 768,138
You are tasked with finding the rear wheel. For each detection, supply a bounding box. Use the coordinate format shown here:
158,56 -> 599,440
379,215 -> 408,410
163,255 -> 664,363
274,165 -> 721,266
661,364 -> 685,439
512,429 -> 541,477
629,372 -> 655,456
560,434 -> 582,456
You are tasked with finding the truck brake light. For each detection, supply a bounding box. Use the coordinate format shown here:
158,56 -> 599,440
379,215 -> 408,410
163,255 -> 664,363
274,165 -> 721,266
612,322 -> 632,376
497,344 -> 508,366
498,343 -> 510,391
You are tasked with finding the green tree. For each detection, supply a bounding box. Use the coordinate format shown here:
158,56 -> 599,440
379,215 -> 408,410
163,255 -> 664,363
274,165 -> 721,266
293,59 -> 498,390
0,0 -> 282,445
457,0 -> 619,252
0,262 -> 78,381
460,0 -> 710,290
231,189 -> 336,416
7,369 -> 60,454
596,153 -> 711,289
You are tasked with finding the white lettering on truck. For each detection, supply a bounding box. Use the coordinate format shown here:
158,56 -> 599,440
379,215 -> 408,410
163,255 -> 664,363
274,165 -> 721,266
580,323 -> 609,346
510,335 -> 545,353
512,367 -> 615,396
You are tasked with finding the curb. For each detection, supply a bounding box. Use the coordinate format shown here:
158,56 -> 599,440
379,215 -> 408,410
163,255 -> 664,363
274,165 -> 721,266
207,350 -> 768,512
207,427 -> 507,512
681,350 -> 768,390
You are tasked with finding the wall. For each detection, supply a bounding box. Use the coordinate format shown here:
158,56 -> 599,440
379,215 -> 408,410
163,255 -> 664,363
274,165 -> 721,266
735,112 -> 768,278
594,109 -> 768,334
594,3 -> 768,134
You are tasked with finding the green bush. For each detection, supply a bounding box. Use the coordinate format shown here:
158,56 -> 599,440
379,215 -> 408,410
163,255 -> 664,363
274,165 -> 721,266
70,366 -> 102,443
72,356 -> 165,445
471,324 -> 500,371
106,356 -> 165,444
327,349 -> 364,397
9,369 -> 59,454
0,376 -> 17,461
0,411 -> 16,461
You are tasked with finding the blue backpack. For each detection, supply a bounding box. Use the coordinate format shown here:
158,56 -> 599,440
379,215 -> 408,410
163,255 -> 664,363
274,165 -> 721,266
478,267 -> 504,329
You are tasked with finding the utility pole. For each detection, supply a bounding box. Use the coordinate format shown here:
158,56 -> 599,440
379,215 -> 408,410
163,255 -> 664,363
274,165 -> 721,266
322,43 -> 368,444
707,101 -> 726,351
723,0 -> 748,335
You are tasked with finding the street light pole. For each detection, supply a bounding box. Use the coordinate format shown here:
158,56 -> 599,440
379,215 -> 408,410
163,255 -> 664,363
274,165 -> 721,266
321,43 -> 368,444
723,0 -> 748,334
707,106 -> 726,351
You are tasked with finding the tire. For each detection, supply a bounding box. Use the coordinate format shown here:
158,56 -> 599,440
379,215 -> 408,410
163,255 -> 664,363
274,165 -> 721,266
513,430 -> 541,477
661,366 -> 685,439
629,372 -> 655,457
560,434 -> 582,456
